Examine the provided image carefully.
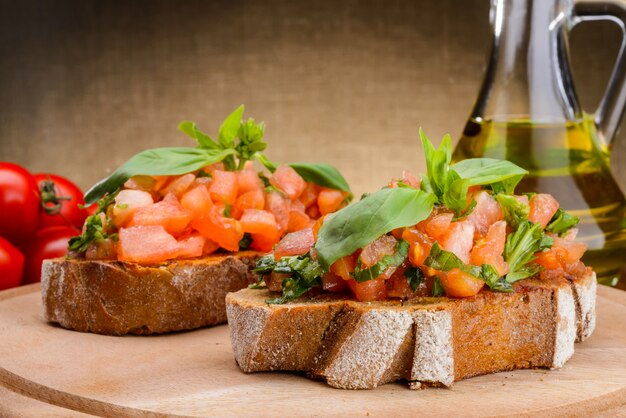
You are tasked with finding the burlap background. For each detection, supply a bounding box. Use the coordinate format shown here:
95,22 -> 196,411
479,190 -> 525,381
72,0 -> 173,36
0,0 -> 624,199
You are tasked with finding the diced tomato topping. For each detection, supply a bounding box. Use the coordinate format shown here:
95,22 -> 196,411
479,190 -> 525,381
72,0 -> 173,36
249,233 -> 279,252
176,234 -> 205,259
312,215 -> 326,240
161,173 -> 196,198
128,195 -> 192,236
401,170 -> 420,188
438,268 -> 484,298
514,195 -> 529,206
317,188 -> 346,216
238,165 -> 264,195
402,228 -> 433,266
330,254 -> 358,280
534,250 -> 561,270
270,164 -> 306,199
299,182 -> 320,208
118,225 -> 179,264
467,191 -> 503,238
306,204 -> 321,219
203,239 -> 220,255
346,277 -> 387,301
232,190 -> 265,220
181,185 -> 213,218
287,210 -> 311,232
152,176 -> 172,193
321,272 -> 347,292
123,175 -> 157,192
438,220 -> 475,264
112,189 -> 154,228
209,170 -> 239,205
240,209 -> 280,237
360,235 -> 397,268
535,236 -> 587,271
289,198 -> 306,213
265,190 -> 290,232
192,209 -> 243,251
470,220 -> 508,276
274,228 -> 315,260
529,193 -> 559,228
420,212 -> 454,241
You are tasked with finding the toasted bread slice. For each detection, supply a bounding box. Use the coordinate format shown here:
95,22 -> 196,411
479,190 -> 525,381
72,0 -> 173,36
42,251 -> 262,335
226,272 -> 596,389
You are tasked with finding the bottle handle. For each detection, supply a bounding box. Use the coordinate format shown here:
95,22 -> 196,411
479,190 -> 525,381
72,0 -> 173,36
573,0 -> 626,146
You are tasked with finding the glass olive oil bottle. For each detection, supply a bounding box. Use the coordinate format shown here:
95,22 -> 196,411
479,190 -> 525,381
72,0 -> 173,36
453,0 -> 626,284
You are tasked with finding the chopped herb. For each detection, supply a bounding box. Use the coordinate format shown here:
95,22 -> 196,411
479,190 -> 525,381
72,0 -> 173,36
496,194 -> 529,230
239,233 -> 253,250
404,266 -> 425,292
257,253 -> 324,304
68,215 -> 110,253
432,277 -> 445,296
352,240 -> 409,283
223,204 -> 232,218
546,208 -> 579,236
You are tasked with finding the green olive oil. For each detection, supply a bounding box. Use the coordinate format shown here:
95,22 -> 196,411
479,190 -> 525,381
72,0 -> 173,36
453,118 -> 626,284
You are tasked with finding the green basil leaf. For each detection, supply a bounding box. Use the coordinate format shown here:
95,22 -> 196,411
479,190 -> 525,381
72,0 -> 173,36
432,277 -> 445,296
256,153 -> 278,173
443,173 -> 470,216
505,263 -> 542,283
353,240 -> 409,283
289,163 -> 352,194
315,187 -> 436,270
253,254 -> 277,274
546,208 -> 580,236
480,264 -> 513,292
451,158 -> 527,194
178,121 -> 218,149
423,242 -> 481,277
420,129 -> 451,198
404,266 -> 425,292
503,220 -> 544,282
496,194 -> 529,230
84,147 -> 236,205
218,105 -> 244,149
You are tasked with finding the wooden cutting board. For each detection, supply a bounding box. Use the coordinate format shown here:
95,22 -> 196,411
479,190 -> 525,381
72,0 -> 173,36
1,284 -> 625,417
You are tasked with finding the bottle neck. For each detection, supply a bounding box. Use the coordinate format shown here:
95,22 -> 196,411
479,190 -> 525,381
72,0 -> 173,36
472,0 -> 581,123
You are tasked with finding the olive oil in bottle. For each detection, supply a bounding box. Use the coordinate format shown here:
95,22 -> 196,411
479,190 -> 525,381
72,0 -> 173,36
454,118 -> 626,284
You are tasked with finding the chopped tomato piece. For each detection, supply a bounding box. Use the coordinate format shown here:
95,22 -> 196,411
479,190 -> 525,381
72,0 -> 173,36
240,209 -> 280,237
289,198 -> 306,213
299,182 -> 320,208
306,204 -> 321,219
232,190 -> 265,219
161,173 -> 196,198
176,234 -> 205,259
112,189 -> 154,228
123,175 -> 157,192
420,212 -> 454,241
317,188 -> 347,216
265,190 -> 290,232
529,194 -> 559,228
274,228 -> 315,260
152,176 -> 172,193
192,209 -> 243,251
402,228 -> 433,266
209,170 -> 238,205
180,185 -> 213,218
360,235 -> 397,268
534,250 -> 561,270
330,254 -> 357,280
321,272 -> 347,292
438,268 -> 484,298
467,191 -> 503,237
287,209 -> 311,232
118,225 -> 179,264
238,165 -> 264,195
203,239 -> 220,255
128,195 -> 192,236
438,220 -> 475,264
401,170 -> 420,188
250,233 -> 280,252
312,215 -> 326,240
346,277 -> 387,301
470,220 -> 508,276
270,164 -> 306,199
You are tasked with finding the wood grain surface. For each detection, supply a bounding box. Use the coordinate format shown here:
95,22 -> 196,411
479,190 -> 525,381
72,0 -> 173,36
0,284 -> 625,417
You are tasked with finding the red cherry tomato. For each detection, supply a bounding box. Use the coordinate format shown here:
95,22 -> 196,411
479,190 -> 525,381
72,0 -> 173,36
34,173 -> 87,230
0,162 -> 40,245
0,236 -> 24,290
22,226 -> 77,284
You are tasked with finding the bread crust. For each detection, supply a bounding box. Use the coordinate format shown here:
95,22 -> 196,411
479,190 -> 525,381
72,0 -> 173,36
226,272 -> 596,389
42,251 -> 262,336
